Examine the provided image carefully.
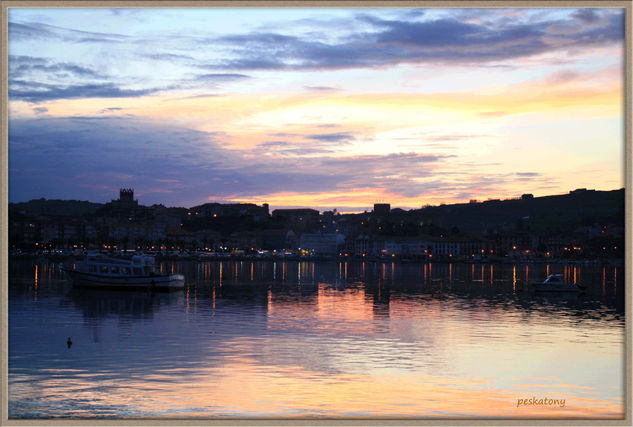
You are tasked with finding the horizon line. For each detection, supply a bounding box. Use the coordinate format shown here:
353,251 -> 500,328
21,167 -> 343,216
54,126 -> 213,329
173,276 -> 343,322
8,186 -> 625,214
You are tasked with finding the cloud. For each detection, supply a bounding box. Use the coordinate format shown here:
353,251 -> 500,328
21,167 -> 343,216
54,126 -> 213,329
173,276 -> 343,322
9,55 -> 105,79
255,140 -> 336,157
252,131 -> 357,157
8,9 -> 624,108
306,132 -> 356,143
8,55 -> 164,103
304,86 -> 340,92
258,141 -> 291,148
424,134 -> 489,142
9,82 -> 161,103
193,73 -> 250,81
573,9 -> 600,24
8,116 -> 457,206
8,114 -> 564,208
270,132 -> 302,138
142,52 -> 196,61
206,10 -> 623,70
262,147 -> 336,157
515,172 -> 540,177
98,107 -> 124,113
217,57 -> 287,71
8,53 -> 251,102
8,116 -> 231,204
32,107 -> 48,114
6,116 -> 344,205
320,152 -> 449,169
400,9 -> 427,19
8,21 -> 128,43
262,131 -> 356,146
375,18 -> 540,48
8,22 -> 57,40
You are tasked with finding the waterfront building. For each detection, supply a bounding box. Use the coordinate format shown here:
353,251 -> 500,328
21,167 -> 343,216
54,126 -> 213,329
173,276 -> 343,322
429,235 -> 491,258
382,236 -> 429,256
299,232 -> 345,254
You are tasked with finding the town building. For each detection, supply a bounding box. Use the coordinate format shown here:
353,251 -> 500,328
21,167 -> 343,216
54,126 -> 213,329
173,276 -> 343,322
190,202 -> 269,222
299,232 -> 345,254
373,203 -> 391,221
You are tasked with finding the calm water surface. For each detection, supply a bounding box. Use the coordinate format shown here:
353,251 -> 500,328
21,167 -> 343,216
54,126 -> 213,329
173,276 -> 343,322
9,259 -> 625,418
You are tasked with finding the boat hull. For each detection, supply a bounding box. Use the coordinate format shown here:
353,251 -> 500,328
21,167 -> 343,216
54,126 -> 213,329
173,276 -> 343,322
532,283 -> 580,292
63,269 -> 185,290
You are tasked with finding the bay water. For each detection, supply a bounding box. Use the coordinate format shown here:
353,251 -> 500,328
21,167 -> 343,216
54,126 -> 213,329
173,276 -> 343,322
8,259 -> 625,419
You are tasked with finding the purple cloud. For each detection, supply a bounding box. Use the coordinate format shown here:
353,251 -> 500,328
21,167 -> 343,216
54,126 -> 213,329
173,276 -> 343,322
8,116 -> 504,208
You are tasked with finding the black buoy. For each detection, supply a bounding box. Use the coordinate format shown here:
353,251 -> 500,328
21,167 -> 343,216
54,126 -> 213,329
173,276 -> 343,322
67,337 -> 72,348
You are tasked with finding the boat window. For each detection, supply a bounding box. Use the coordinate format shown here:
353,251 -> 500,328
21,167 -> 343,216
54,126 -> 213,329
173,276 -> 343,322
122,267 -> 131,275
111,266 -> 120,274
144,266 -> 152,274
89,265 -> 97,272
133,268 -> 143,275
100,265 -> 109,273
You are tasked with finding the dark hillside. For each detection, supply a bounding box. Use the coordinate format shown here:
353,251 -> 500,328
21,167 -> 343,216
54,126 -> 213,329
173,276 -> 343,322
9,198 -> 104,217
413,189 -> 624,235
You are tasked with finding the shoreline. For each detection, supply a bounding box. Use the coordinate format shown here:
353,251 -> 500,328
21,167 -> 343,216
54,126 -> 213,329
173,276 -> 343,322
9,253 -> 624,266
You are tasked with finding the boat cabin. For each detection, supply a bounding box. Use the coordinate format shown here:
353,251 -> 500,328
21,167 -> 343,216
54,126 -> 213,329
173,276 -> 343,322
84,255 -> 155,276
543,274 -> 563,284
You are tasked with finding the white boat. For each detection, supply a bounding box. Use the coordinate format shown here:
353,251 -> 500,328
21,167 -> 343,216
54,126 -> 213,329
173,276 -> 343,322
63,253 -> 185,290
532,274 -> 583,292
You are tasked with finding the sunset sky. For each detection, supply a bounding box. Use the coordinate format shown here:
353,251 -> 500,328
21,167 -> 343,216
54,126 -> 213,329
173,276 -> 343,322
7,7 -> 625,211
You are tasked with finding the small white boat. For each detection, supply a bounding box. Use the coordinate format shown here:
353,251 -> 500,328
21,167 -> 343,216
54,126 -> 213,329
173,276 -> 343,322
532,274 -> 583,292
63,253 -> 184,290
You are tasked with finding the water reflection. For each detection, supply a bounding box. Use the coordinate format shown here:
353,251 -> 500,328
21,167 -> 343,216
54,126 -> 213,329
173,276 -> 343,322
68,289 -> 179,320
8,259 -> 625,419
